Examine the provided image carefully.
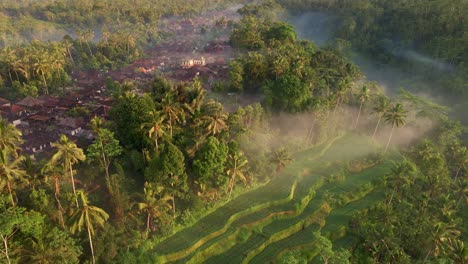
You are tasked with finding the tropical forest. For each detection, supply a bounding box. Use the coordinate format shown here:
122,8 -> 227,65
0,0 -> 466,263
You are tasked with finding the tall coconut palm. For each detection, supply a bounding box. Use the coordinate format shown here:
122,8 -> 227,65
0,117 -> 23,156
226,152 -> 248,199
198,100 -> 228,137
0,149 -> 27,207
136,182 -> 172,238
69,190 -> 109,264
159,93 -> 183,138
383,103 -> 407,153
269,147 -> 292,174
354,85 -> 370,128
451,145 -> 467,180
42,163 -> 65,228
372,95 -> 390,139
386,161 -> 416,206
32,52 -> 51,94
424,221 -> 461,263
142,111 -> 165,153
50,135 -> 86,207
185,79 -> 206,115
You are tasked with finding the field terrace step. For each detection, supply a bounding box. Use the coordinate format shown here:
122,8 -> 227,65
153,136 -> 343,262
212,159 -> 394,263
249,162 -> 396,263
155,134 -> 377,262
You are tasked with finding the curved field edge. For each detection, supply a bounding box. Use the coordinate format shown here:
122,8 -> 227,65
199,135 -> 382,263
204,167 -> 378,264
256,161 -> 398,263
184,178 -> 327,264
243,186 -> 376,263
154,134 -> 344,262
270,190 -> 385,263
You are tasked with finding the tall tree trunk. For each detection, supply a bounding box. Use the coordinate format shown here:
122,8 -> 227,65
229,160 -> 237,199
1,235 -> 11,264
154,136 -> 159,153
87,224 -> 96,264
454,167 -> 461,181
6,180 -> 15,207
41,71 -> 48,95
54,177 -> 65,228
372,115 -> 382,139
146,213 -> 151,238
86,42 -> 93,57
169,117 -> 173,138
423,249 -> 432,264
67,48 -> 74,64
384,124 -> 395,153
354,101 -> 363,129
387,190 -> 395,208
69,162 -> 79,207
172,196 -> 176,220
7,71 -> 13,84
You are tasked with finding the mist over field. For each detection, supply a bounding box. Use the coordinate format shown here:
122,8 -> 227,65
285,10 -> 462,120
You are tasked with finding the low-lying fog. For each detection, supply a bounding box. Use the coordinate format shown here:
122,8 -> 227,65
286,12 -> 452,99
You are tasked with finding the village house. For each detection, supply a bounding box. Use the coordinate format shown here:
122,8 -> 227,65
17,96 -> 45,109
57,117 -> 85,136
180,57 -> 206,68
22,131 -> 60,159
1,104 -> 29,126
0,97 -> 10,107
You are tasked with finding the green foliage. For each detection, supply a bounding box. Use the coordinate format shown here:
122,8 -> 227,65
351,139 -> 466,263
280,0 -> 468,97
264,74 -> 310,113
193,137 -> 229,190
230,9 -> 360,113
145,141 -> 188,196
110,93 -> 155,149
278,250 -> 307,264
67,106 -> 90,118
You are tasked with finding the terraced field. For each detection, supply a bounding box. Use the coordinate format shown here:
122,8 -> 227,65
153,134 -> 399,263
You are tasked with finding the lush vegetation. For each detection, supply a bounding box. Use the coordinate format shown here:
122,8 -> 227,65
278,0 -> 468,98
0,1 -> 466,263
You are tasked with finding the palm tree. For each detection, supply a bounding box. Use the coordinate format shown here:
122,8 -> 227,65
424,221 -> 461,263
142,111 -> 165,153
198,100 -> 228,137
0,149 -> 27,207
50,135 -> 86,207
383,103 -> 407,153
185,79 -> 206,115
136,182 -> 173,238
354,85 -> 370,128
386,161 -> 416,206
159,93 -> 183,138
226,152 -> 248,199
42,163 -> 65,228
451,145 -> 467,180
372,95 -> 390,139
0,117 -> 23,156
269,147 -> 292,174
33,52 -> 51,94
69,190 -> 109,264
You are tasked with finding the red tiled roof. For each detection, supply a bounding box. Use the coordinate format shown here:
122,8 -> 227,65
0,97 -> 9,106
17,96 -> 45,107
28,115 -> 51,121
2,104 -> 26,113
